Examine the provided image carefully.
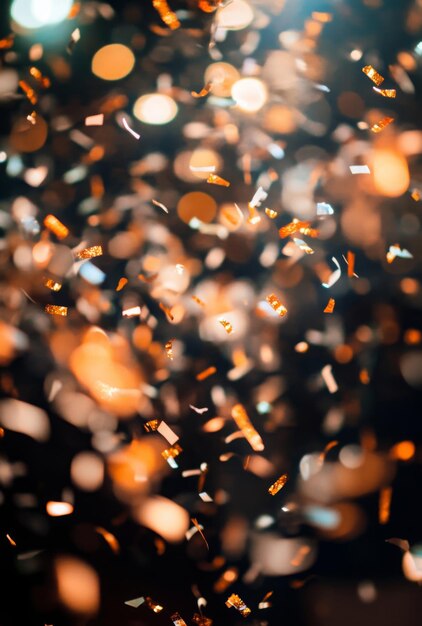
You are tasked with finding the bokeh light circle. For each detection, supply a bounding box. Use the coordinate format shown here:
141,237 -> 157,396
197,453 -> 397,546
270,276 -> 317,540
92,44 -> 135,81
133,94 -> 178,125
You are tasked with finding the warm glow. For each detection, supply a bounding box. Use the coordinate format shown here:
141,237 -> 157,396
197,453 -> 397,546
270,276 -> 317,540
390,440 -> 415,461
71,452 -> 104,491
372,149 -> 410,197
231,78 -> 268,113
133,94 -> 178,125
216,0 -> 254,30
55,556 -> 100,614
204,62 -> 240,98
134,496 -> 190,542
46,501 -> 74,516
92,44 -> 135,81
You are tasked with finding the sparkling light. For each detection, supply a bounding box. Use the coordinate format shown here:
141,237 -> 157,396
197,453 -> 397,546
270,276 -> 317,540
133,94 -> 178,125
11,0 -> 73,29
231,78 -> 268,113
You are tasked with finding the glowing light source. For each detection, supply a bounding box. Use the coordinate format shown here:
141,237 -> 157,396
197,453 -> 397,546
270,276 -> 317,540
216,0 -> 254,30
231,78 -> 268,113
133,94 -> 178,125
92,44 -> 135,81
11,0 -> 73,29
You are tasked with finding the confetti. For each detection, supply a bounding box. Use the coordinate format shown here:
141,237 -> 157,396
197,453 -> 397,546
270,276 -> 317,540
322,257 -> 342,288
190,405 -> 209,414
159,302 -> 174,321
152,0 -> 180,29
317,202 -> 334,216
45,305 -> 68,317
165,339 -> 175,359
190,165 -> 216,173
231,404 -> 264,452
76,245 -> 103,260
116,277 -> 128,291
219,319 -> 233,334
192,614 -> 213,626
225,593 -> 251,617
207,173 -> 230,187
266,293 -> 287,317
349,165 -> 371,174
268,473 -> 288,495
346,250 -> 356,277
386,245 -> 413,263
122,117 -> 141,140
265,208 -> 278,219
324,298 -> 336,313
190,517 -> 209,550
157,420 -> 179,445
371,116 -> 394,133
373,87 -> 396,98
95,527 -> 120,554
152,199 -> 169,213
379,486 -> 393,524
145,597 -> 164,613
196,366 -> 217,381
0,34 -> 14,49
172,612 -> 188,626
410,189 -> 421,201
122,306 -> 142,318
6,533 -> 16,546
293,237 -> 314,254
124,597 -> 145,608
258,591 -> 273,609
321,364 -> 338,393
362,65 -> 385,86
191,295 -> 206,307
162,444 -> 182,468
19,80 -> 37,104
214,567 -> 238,593
43,215 -> 69,240
191,81 -> 213,98
279,219 -> 311,238
44,279 -> 62,292
85,113 -> 104,126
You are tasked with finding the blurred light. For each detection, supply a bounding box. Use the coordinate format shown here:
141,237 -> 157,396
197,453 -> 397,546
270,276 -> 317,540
92,44 -> 135,81
55,556 -> 100,614
134,496 -> 189,542
390,440 -> 415,461
231,78 -> 268,112
402,550 -> 422,582
216,0 -> 254,30
304,505 -> 340,529
133,94 -> 178,125
339,445 -> 364,469
11,0 -> 73,29
350,49 -> 363,61
71,452 -> 104,491
46,501 -> 74,516
79,261 -> 106,285
372,149 -> 410,197
204,62 -> 240,97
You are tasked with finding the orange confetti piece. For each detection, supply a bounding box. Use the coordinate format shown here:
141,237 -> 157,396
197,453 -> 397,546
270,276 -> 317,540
266,293 -> 287,317
85,113 -> 104,126
0,34 -> 14,49
190,517 -> 209,550
116,277 -> 128,291
191,81 -> 213,98
95,527 -> 120,554
207,173 -> 230,187
347,251 -> 355,277
268,473 -> 288,495
225,593 -> 251,617
6,533 -> 16,546
162,443 -> 182,468
44,278 -> 62,292
19,80 -> 37,104
159,302 -> 174,321
319,440 -> 339,463
219,319 -> 233,334
29,66 -> 50,88
411,189 -> 421,201
231,404 -> 264,452
279,219 -> 314,239
258,591 -> 274,610
265,208 -> 278,219
196,366 -> 217,381
214,567 -> 239,593
122,306 -> 142,318
172,612 -> 188,626
67,2 -> 81,18
192,295 -> 206,307
371,116 -> 394,133
76,245 -> 103,260
44,214 -> 69,239
373,87 -> 396,98
379,486 -> 393,524
198,0 -> 221,12
324,298 -> 335,313
45,304 -> 68,317
152,0 -> 180,29
362,65 -> 384,86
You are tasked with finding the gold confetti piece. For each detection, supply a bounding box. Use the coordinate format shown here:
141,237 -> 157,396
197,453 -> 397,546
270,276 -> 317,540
268,473 -> 288,495
29,66 -> 50,88
279,219 -> 312,239
293,237 -> 314,254
386,244 -> 413,263
191,81 -> 213,98
6,533 -> 16,546
159,302 -> 174,321
44,278 -> 62,292
207,173 -> 230,187
319,440 -> 339,463
19,79 -> 37,104
76,245 -> 102,260
411,189 -> 421,201
198,0 -> 221,12
122,306 -> 142,318
122,117 -> 141,140
373,86 -> 396,98
190,517 -> 209,550
324,298 -> 335,313
362,65 -> 385,86
152,0 -> 180,29
192,295 -> 206,307
162,444 -> 182,468
219,319 -> 233,334
172,613 -> 188,626
321,364 -> 338,393
347,250 -> 356,277
371,116 -> 394,133
196,366 -> 217,381
152,199 -> 169,213
165,339 -> 174,360
144,419 -> 160,432
265,208 -> 278,219
231,404 -> 264,452
0,34 -> 14,49
266,293 -> 287,317
247,205 -> 261,226
258,591 -> 274,610
46,501 -> 73,516
145,597 -> 164,613
26,111 -> 37,124
85,113 -> 104,126
95,527 -> 120,554
116,277 -> 128,291
379,486 -> 393,524
225,593 -> 251,617
214,567 -> 239,593
45,304 -> 68,317
189,404 -> 209,414
192,614 -> 213,626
